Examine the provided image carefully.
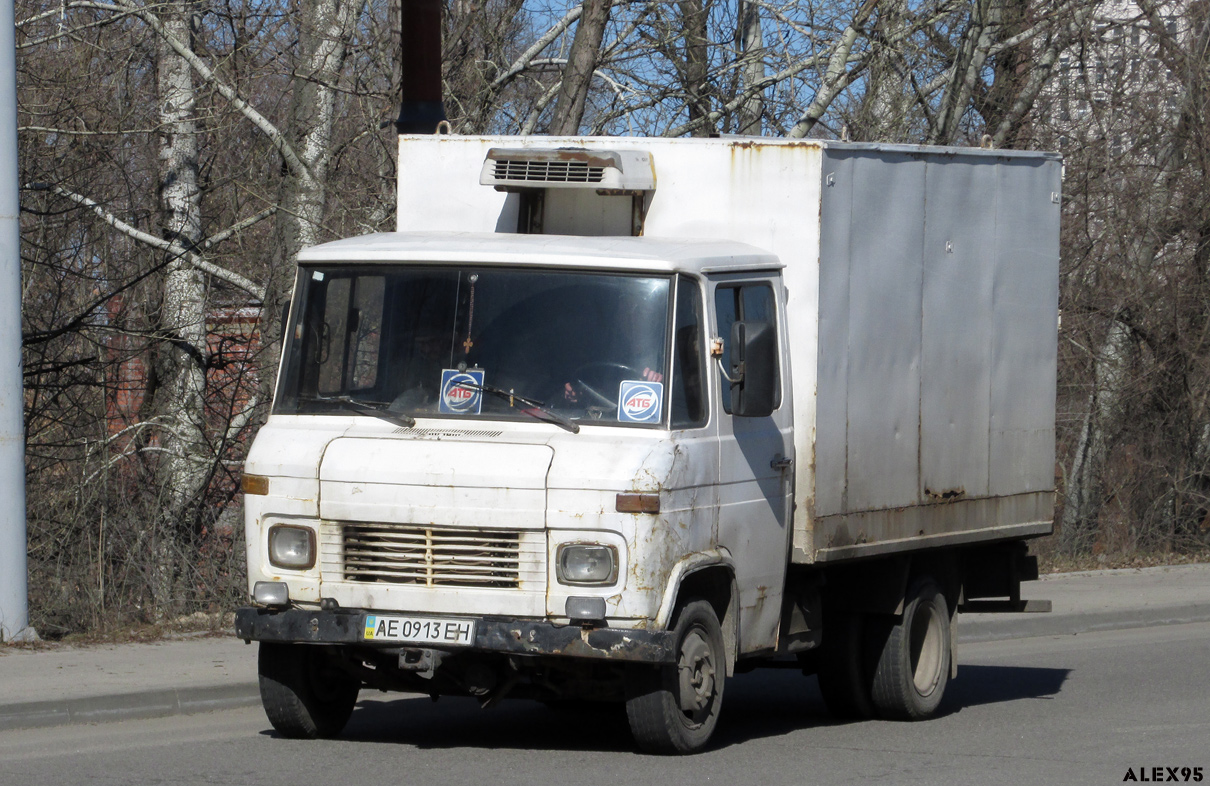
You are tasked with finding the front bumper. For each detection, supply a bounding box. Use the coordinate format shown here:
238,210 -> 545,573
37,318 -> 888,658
234,607 -> 675,664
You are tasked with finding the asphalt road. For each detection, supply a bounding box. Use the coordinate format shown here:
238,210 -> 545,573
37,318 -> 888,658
2,623 -> 1207,786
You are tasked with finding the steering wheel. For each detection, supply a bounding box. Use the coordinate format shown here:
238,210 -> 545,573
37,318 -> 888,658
573,361 -> 643,408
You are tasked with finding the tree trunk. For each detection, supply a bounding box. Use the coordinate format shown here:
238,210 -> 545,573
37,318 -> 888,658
929,0 -> 1001,144
680,0 -> 711,137
549,0 -> 611,135
152,0 -> 206,616
787,0 -> 879,139
736,0 -> 764,135
850,0 -> 910,141
1061,319 -> 1135,555
266,0 -> 365,378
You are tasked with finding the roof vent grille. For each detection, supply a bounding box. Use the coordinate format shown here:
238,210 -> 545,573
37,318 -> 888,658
493,159 -> 605,184
480,148 -> 654,192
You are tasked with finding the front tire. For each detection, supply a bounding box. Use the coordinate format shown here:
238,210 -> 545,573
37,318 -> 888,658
870,577 -> 951,720
625,600 -> 726,754
258,643 -> 361,739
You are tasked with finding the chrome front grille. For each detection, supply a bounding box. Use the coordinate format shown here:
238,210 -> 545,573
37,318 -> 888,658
492,159 -> 604,184
320,522 -> 544,589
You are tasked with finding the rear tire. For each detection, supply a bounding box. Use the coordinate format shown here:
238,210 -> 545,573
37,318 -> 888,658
815,611 -> 877,720
625,600 -> 726,754
258,643 -> 360,739
870,577 -> 951,720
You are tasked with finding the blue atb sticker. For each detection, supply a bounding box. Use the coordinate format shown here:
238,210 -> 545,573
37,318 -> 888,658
440,369 -> 484,415
618,380 -> 663,423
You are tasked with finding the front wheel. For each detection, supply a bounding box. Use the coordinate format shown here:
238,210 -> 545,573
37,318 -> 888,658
625,600 -> 726,755
870,576 -> 951,720
258,643 -> 361,739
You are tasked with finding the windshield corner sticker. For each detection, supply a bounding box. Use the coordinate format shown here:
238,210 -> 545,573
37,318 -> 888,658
618,380 -> 663,423
440,369 -> 484,415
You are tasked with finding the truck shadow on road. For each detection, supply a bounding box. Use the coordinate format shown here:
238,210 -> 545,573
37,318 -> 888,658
709,663 -> 1070,748
293,663 -> 1069,753
939,664 -> 1070,712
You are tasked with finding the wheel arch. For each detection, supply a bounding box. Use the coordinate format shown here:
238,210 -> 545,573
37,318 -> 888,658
655,550 -> 738,676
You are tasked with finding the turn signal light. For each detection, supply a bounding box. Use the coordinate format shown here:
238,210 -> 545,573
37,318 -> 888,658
616,493 -> 659,514
241,474 -> 269,495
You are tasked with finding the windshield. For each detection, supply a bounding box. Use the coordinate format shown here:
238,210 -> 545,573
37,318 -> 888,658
275,266 -> 672,427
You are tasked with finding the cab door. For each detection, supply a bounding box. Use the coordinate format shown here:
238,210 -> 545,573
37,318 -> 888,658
709,275 -> 794,654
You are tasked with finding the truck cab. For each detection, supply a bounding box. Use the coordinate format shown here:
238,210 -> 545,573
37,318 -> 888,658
240,232 -> 794,751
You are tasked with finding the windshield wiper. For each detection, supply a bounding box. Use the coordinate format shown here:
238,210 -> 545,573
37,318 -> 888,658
301,395 -> 416,429
452,381 -> 580,434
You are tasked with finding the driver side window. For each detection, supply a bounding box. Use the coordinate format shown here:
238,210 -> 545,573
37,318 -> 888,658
714,282 -> 781,415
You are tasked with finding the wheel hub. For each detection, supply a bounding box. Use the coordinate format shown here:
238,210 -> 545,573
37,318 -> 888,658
678,630 -> 716,713
910,603 -> 944,695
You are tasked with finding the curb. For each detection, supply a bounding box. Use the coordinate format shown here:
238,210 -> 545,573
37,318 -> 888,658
958,602 -> 1210,643
0,682 -> 262,732
3,604 -> 1210,732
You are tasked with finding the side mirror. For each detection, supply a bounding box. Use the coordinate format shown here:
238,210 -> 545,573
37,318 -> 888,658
729,320 -> 776,418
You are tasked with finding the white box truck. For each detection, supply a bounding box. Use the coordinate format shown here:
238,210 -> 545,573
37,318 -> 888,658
236,135 -> 1061,754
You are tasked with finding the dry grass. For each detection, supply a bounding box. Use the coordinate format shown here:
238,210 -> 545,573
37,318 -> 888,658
1,611 -> 236,652
1038,548 -> 1210,574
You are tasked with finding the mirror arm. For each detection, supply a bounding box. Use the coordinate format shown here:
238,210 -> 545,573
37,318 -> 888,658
716,356 -> 743,384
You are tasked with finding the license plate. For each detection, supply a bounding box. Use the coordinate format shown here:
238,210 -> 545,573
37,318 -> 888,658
362,614 -> 476,646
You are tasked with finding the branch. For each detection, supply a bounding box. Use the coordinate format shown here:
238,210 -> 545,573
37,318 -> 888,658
985,0 -> 1087,57
787,0 -> 880,139
990,13 -> 1089,148
521,80 -> 563,134
16,9 -> 140,49
34,184 -> 269,300
661,38 -> 858,138
490,3 -> 585,90
199,207 -> 276,253
23,356 -> 98,378
223,394 -> 261,444
80,0 -> 308,180
18,125 -> 158,136
929,0 -> 1002,144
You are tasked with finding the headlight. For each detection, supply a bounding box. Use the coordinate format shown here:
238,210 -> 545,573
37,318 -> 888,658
268,525 -> 315,570
556,544 -> 618,585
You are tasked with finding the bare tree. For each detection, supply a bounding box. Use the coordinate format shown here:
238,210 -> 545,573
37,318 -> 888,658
24,0 -> 1203,634
14,0 -> 393,631
549,0 -> 612,134
1050,0 -> 1210,556
735,0 -> 765,134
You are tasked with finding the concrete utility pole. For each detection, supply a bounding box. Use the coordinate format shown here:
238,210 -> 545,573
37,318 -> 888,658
0,0 -> 32,642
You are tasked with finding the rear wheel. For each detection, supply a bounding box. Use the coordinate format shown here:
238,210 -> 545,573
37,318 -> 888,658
870,577 -> 951,720
815,611 -> 877,720
258,643 -> 361,739
625,600 -> 726,754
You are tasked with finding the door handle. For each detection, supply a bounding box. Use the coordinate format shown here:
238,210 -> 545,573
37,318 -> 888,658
771,456 -> 792,470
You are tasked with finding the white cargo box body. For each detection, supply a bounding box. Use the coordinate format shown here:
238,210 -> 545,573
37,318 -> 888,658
396,136 -> 1061,564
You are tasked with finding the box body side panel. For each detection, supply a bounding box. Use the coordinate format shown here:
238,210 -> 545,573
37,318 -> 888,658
989,158 -> 1061,497
841,153 -> 926,513
809,149 -> 1059,561
812,159 -> 853,524
920,158 -> 998,500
